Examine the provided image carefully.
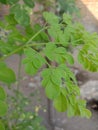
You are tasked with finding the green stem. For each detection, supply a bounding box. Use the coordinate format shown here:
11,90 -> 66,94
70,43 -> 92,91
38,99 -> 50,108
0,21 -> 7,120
0,26 -> 48,61
0,42 -> 46,61
26,26 -> 48,45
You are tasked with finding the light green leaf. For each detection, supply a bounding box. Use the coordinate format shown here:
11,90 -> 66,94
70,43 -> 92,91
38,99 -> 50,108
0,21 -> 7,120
84,109 -> 92,119
58,64 -> 77,84
80,108 -> 92,119
0,87 -> 6,101
67,104 -> 75,117
23,48 -> 45,75
53,93 -> 67,112
78,44 -> 98,72
25,63 -> 38,75
41,67 -> 62,88
51,68 -> 62,86
43,12 -> 59,25
44,43 -> 69,63
45,83 -> 60,100
65,53 -> 74,64
63,13 -> 72,25
0,101 -> 8,116
41,68 -> 51,88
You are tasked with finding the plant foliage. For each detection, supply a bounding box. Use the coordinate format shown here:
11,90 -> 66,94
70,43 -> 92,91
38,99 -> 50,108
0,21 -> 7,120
0,0 -> 98,129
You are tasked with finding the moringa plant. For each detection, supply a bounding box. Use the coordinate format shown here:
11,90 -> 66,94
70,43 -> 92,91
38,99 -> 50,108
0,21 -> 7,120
0,0 -> 98,129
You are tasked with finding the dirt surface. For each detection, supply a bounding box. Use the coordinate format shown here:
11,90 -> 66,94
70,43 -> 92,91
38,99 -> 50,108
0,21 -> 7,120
5,55 -> 98,130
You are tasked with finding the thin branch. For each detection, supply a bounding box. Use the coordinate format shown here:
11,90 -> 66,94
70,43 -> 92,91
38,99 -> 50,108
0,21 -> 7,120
0,26 -> 48,61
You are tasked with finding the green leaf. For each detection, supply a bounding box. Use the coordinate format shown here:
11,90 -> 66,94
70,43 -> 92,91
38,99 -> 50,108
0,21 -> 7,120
79,108 -> 92,119
0,62 -> 16,84
23,0 -> 35,8
0,121 -> 5,130
15,8 -> 30,26
78,42 -> 98,72
84,109 -> 92,119
25,63 -> 38,75
5,14 -> 17,26
44,43 -> 69,63
58,64 -> 77,84
0,62 -> 7,68
63,13 -> 72,25
45,83 -> 60,99
45,43 -> 74,64
0,87 -> 6,101
41,67 -> 62,88
10,4 -> 30,26
10,3 -> 20,13
23,48 -> 45,75
0,101 -> 8,116
41,68 -> 51,88
0,0 -> 7,4
7,0 -> 19,5
67,104 -> 75,117
51,68 -> 62,86
53,93 -> 67,112
25,24 -> 49,42
43,12 -> 59,25
65,53 -> 74,64
0,67 -> 16,84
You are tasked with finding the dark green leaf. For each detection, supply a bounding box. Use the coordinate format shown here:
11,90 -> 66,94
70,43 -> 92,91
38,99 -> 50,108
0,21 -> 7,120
5,14 -> 17,26
0,0 -> 7,4
23,0 -> 35,8
7,0 -> 19,5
